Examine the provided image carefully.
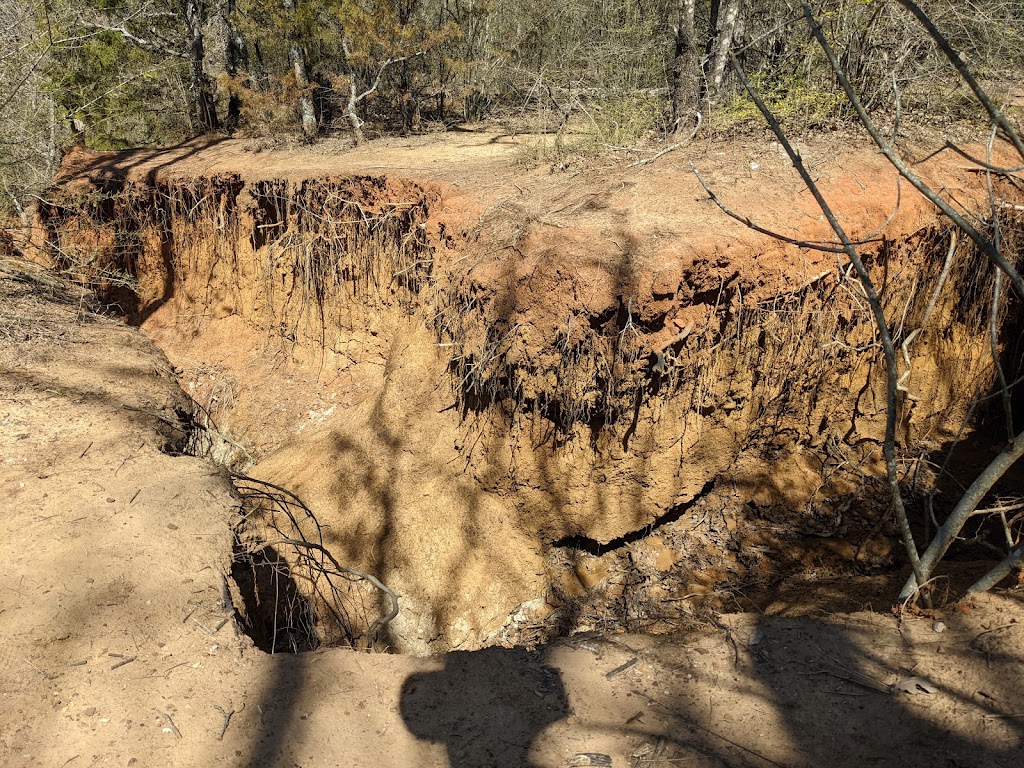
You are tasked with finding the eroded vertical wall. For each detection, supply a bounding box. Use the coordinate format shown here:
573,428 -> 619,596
36,159 -> 1024,652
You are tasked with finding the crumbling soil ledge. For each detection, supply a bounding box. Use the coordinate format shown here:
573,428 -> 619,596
2,231 -> 1023,768
25,132 -> 1024,653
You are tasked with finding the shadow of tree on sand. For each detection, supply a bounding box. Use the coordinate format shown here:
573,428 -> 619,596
400,647 -> 568,768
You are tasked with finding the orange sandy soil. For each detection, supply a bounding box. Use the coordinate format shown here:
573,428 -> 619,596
51,130 -> 1024,644
53,129 -> 1020,474
3,130 -> 1024,766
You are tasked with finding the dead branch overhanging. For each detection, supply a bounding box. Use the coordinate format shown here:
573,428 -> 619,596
709,2 -> 1024,601
800,3 -> 1024,303
984,127 -> 1014,446
916,142 -> 1024,176
721,50 -> 927,591
247,538 -> 399,638
691,164 -> 903,253
231,473 -> 399,645
801,1 -> 1024,601
894,0 -> 1024,161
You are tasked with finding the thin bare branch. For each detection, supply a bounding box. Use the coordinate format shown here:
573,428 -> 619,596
729,50 -> 926,589
251,538 -> 399,636
894,0 -> 1024,161
966,544 -> 1024,594
801,3 -> 1024,303
691,164 -> 900,253
918,142 -> 1024,175
985,126 -> 1014,445
901,427 -> 1024,599
76,20 -> 187,60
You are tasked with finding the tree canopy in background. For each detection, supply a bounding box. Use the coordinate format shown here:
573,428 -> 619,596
1,0 -> 1023,209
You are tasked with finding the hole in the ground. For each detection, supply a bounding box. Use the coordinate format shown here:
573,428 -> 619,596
47,165 -> 1024,656
226,473 -> 399,654
230,533 -> 321,653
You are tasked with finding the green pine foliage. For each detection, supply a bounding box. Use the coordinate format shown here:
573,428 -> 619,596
45,30 -> 190,148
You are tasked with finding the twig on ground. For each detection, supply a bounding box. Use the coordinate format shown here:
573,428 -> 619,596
629,114 -> 702,169
213,704 -> 237,740
156,710 -> 181,738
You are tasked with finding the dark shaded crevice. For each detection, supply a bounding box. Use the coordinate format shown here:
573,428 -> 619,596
230,533 -> 321,653
587,303 -> 619,333
249,180 -> 289,250
164,397 -> 321,654
551,479 -> 716,555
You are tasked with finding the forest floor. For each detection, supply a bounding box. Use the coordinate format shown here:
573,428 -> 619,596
3,130 -> 1024,766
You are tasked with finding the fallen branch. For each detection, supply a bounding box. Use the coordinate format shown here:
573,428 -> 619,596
249,537 -> 399,637
156,710 -> 182,739
629,113 -> 702,169
213,704 -> 236,741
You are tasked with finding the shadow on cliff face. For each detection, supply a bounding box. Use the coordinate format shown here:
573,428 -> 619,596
400,647 -> 568,768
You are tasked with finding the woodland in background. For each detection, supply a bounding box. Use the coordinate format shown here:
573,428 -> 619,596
1,0 -> 1023,212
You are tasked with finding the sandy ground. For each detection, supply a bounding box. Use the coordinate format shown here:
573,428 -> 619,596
2,260 -> 1024,767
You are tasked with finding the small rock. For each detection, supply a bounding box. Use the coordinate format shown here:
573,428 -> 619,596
932,621 -> 946,633
83,707 -> 96,717
568,754 -> 612,767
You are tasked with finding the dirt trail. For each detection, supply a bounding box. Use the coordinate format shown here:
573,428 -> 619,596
1,272 -> 1022,768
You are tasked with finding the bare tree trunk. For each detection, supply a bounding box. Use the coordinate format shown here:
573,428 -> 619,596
399,59 -> 420,135
341,37 -> 365,144
291,43 -> 317,139
703,0 -> 743,105
968,544 -> 1024,594
184,0 -> 219,133
395,0 -> 421,135
346,79 -> 365,144
221,0 -> 246,130
283,0 -> 317,140
671,0 -> 699,136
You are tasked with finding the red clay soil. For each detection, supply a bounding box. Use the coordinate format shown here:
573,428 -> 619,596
3,127 -> 1024,765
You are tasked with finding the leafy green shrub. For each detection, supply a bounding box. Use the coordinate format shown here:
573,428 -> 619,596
709,71 -> 848,133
